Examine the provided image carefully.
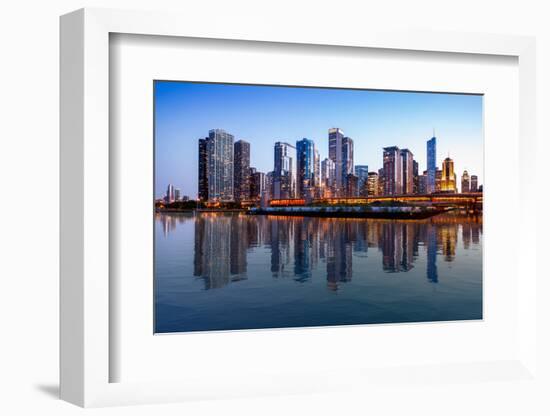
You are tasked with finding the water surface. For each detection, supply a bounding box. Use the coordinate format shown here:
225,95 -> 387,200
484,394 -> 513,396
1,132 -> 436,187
155,212 -> 482,333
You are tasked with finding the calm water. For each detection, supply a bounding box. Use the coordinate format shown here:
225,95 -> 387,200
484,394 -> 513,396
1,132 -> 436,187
155,212 -> 482,333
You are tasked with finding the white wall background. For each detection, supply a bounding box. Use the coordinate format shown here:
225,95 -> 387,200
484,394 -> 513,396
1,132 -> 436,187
0,1 -> 548,415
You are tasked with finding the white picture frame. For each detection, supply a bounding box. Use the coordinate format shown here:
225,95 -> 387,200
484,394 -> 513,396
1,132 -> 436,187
60,7 -> 538,408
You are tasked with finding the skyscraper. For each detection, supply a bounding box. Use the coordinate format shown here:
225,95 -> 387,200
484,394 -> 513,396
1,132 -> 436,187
165,184 -> 175,203
233,139 -> 251,202
412,160 -> 419,194
250,170 -> 265,200
198,137 -> 209,201
328,128 -> 344,195
328,128 -> 353,196
470,175 -> 478,192
377,168 -> 385,196
296,138 -> 315,198
346,173 -> 359,197
400,149 -> 414,194
461,170 -> 470,193
426,136 -> 437,193
383,146 -> 402,195
321,157 -> 335,197
207,129 -> 234,202
355,165 -> 369,197
313,148 -> 321,197
273,141 -> 296,199
367,171 -> 379,196
441,156 -> 457,193
342,136 -> 354,193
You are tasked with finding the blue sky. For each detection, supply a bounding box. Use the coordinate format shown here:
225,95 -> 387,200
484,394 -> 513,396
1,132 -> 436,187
155,81 -> 483,198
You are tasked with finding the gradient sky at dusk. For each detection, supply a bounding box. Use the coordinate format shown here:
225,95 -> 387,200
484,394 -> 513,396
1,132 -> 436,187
155,81 -> 483,198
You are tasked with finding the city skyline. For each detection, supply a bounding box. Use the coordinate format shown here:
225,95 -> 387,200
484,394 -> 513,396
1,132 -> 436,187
155,81 -> 483,198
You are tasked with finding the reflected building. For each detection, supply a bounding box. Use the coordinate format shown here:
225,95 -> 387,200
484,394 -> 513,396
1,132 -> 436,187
426,224 -> 438,283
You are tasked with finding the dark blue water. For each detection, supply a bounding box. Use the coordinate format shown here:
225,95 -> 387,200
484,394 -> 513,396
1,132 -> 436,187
155,212 -> 482,333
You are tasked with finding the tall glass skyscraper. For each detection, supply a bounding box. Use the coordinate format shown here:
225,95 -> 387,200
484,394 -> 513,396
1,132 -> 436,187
354,165 -> 369,196
383,146 -> 402,195
207,129 -> 234,202
233,140 -> 251,202
328,128 -> 352,196
296,138 -> 315,198
273,141 -> 296,199
426,136 -> 437,194
198,137 -> 209,201
400,149 -> 414,195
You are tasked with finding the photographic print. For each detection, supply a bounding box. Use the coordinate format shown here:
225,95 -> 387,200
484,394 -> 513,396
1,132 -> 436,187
154,81 -> 483,333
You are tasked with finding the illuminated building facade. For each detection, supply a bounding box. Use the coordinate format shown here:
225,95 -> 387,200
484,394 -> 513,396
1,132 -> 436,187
354,165 -> 369,197
367,171 -> 379,196
296,138 -> 315,198
461,170 -> 470,193
441,156 -> 457,193
198,137 -> 209,201
233,139 -> 251,202
207,129 -> 234,202
383,146 -> 402,195
426,136 -> 437,193
400,148 -> 414,194
273,141 -> 296,199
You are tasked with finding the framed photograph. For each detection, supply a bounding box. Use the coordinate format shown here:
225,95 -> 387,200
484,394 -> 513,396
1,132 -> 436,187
60,8 -> 538,408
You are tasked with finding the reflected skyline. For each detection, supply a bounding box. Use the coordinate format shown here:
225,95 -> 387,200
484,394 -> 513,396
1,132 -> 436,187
155,213 -> 482,333
157,212 -> 481,293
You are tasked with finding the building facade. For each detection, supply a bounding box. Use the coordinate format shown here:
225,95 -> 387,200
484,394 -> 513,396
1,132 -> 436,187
198,137 -> 209,201
426,136 -> 437,193
355,165 -> 369,197
441,156 -> 457,193
328,128 -> 354,196
273,141 -> 296,199
233,139 -> 251,202
470,175 -> 478,192
383,146 -> 402,195
296,138 -> 316,198
321,157 -> 335,197
367,171 -> 379,196
207,129 -> 235,202
461,170 -> 470,193
400,149 -> 414,194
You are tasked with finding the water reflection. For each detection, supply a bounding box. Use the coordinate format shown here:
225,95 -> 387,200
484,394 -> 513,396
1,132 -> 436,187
157,212 -> 482,291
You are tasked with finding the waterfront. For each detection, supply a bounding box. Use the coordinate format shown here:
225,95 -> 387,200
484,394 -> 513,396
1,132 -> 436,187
155,212 -> 482,333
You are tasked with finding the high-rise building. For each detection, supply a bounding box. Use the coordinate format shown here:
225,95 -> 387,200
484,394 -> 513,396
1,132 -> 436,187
461,170 -> 470,193
400,149 -> 414,194
174,188 -> 181,201
328,128 -> 354,196
250,169 -> 265,200
233,139 -> 251,202
165,183 -> 175,203
377,168 -> 385,196
346,173 -> 359,197
367,171 -> 379,196
426,136 -> 437,193
207,129 -> 234,202
313,148 -> 321,197
328,128 -> 345,195
435,168 -> 442,192
413,160 -> 419,194
383,146 -> 402,195
198,137 -> 209,201
273,141 -> 296,199
355,165 -> 369,197
441,156 -> 457,193
470,175 -> 478,192
418,172 -> 427,194
321,157 -> 335,197
296,138 -> 315,198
